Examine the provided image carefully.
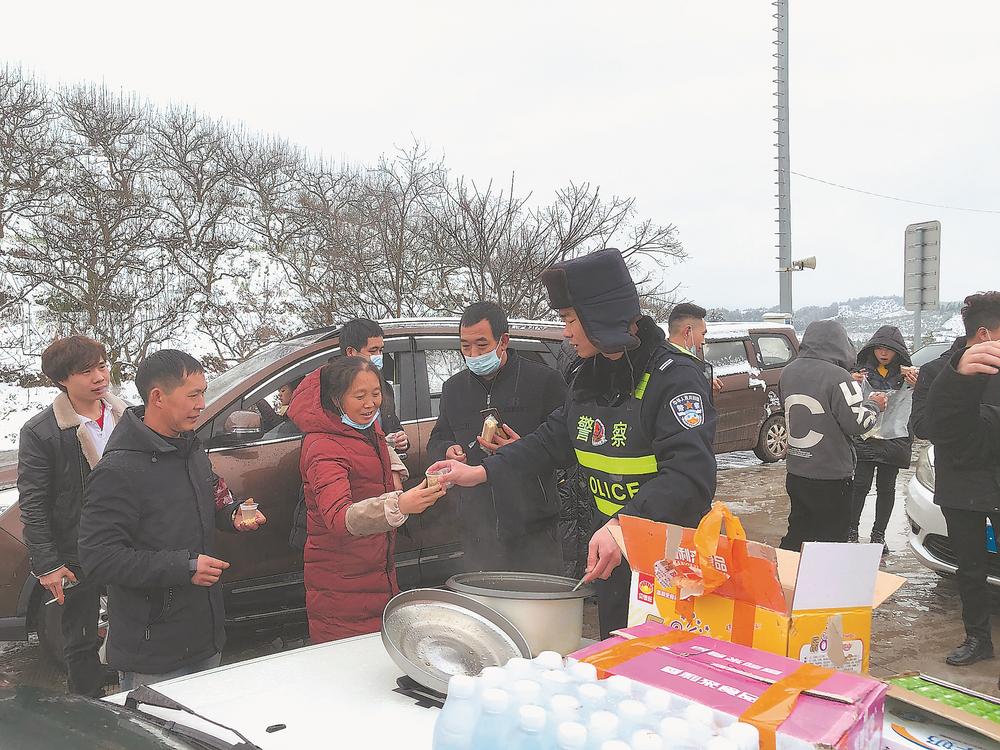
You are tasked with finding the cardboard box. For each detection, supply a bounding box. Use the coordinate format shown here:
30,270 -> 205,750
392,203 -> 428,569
883,676 -> 1000,750
571,624 -> 888,750
615,513 -> 906,672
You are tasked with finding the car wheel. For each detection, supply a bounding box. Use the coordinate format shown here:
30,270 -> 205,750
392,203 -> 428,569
754,415 -> 788,463
37,591 -> 111,671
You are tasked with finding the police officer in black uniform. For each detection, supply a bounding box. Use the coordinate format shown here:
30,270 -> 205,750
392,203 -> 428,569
430,249 -> 718,637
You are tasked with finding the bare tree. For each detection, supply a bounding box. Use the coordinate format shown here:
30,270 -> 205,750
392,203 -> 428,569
5,86 -> 187,381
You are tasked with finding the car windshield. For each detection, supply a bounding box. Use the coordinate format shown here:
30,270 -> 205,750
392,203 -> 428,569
204,334 -> 327,406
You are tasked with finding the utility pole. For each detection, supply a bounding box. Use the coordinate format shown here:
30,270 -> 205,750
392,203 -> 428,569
774,0 -> 793,315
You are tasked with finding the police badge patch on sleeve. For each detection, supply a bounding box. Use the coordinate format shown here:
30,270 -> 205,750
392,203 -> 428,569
669,393 -> 705,429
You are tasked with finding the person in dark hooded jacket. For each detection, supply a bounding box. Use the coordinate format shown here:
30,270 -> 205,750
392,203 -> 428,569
779,321 -> 886,550
79,351 -> 266,690
847,326 -> 918,550
427,249 -> 718,637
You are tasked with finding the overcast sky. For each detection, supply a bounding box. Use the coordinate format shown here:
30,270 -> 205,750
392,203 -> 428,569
6,1 -> 999,310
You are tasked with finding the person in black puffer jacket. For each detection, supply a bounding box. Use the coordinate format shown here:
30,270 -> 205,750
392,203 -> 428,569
848,326 -> 918,550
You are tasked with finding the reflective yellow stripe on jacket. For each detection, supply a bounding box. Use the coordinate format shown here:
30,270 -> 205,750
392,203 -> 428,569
574,448 -> 658,516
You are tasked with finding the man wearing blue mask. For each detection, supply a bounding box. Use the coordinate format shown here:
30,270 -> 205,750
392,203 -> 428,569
340,318 -> 409,453
427,302 -> 567,573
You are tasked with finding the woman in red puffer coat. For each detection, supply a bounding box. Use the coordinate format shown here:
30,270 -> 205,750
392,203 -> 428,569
287,357 -> 446,643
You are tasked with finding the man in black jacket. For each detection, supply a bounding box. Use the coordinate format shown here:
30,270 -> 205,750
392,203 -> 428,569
921,292 -> 1000,667
79,350 -> 266,690
429,250 -> 717,636
340,318 -> 409,453
427,302 -> 567,573
17,336 -> 127,696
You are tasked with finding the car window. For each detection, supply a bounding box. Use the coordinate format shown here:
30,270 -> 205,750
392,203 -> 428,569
754,335 -> 794,367
425,349 -> 467,418
704,340 -> 752,376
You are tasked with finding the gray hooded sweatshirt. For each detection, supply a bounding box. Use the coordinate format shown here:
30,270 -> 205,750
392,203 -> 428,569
780,320 -> 883,480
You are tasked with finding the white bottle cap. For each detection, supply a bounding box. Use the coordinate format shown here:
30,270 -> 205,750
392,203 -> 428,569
706,737 -> 739,750
684,702 -> 717,727
643,687 -> 673,715
723,722 -> 760,750
589,710 -> 620,737
448,674 -> 476,698
519,704 -> 547,732
605,674 -> 634,699
550,693 -> 582,718
556,721 -> 588,750
601,742 -> 632,750
480,666 -> 507,688
534,650 -> 565,670
660,716 -> 691,740
633,729 -> 666,750
542,669 -> 573,687
481,687 -> 509,713
513,679 -> 542,704
569,660 -> 598,683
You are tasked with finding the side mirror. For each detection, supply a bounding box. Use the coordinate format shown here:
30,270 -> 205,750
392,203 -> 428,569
224,410 -> 263,436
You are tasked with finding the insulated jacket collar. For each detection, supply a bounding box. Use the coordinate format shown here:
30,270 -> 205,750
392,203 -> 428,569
857,326 -> 912,370
797,320 -> 857,371
286,368 -> 377,440
52,391 -> 128,469
104,406 -> 197,458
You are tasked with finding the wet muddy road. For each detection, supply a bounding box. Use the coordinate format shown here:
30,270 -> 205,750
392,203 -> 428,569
2,450 -> 997,697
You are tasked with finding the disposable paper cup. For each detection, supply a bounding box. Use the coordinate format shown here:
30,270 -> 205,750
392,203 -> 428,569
425,468 -> 451,488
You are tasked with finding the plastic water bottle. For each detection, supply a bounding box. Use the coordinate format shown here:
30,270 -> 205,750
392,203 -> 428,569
605,674 -> 635,704
682,704 -> 715,746
578,682 -> 609,713
534,650 -> 565,671
511,705 -> 548,750
470,688 -> 512,750
506,657 -> 537,680
540,669 -> 574,698
549,694 -> 583,735
511,679 -> 543,709
659,717 -> 694,750
706,737 -> 739,750
643,688 -> 673,726
557,721 -> 589,750
432,675 -> 480,750
617,699 -> 649,740
722,723 -> 760,750
587,710 -> 620,750
569,660 -> 598,685
479,666 -> 508,693
633,729 -> 666,750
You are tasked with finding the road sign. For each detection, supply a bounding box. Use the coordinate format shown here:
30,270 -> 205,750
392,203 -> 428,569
903,221 -> 940,312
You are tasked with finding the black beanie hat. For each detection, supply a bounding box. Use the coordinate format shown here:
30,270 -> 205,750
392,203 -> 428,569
540,248 -> 642,354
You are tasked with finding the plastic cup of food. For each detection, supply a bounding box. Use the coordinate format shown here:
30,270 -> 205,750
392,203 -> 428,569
239,501 -> 259,525
425,467 -> 451,489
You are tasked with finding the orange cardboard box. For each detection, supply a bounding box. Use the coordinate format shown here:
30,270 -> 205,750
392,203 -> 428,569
614,508 -> 905,673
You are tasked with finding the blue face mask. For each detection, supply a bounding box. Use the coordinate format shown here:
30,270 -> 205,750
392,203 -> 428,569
370,354 -> 384,370
341,409 -> 380,431
465,344 -> 503,377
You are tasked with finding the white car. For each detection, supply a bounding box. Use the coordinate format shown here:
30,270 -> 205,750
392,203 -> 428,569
904,444 -> 1000,585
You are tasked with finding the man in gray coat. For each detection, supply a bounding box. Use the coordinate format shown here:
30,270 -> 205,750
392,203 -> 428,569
779,320 -> 886,549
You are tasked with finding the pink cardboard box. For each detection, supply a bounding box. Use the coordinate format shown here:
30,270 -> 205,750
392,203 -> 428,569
572,624 -> 887,750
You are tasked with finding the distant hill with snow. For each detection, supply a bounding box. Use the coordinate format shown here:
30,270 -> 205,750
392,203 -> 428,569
708,295 -> 964,347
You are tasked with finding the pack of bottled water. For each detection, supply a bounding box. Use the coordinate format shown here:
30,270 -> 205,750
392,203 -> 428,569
432,651 -> 761,750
